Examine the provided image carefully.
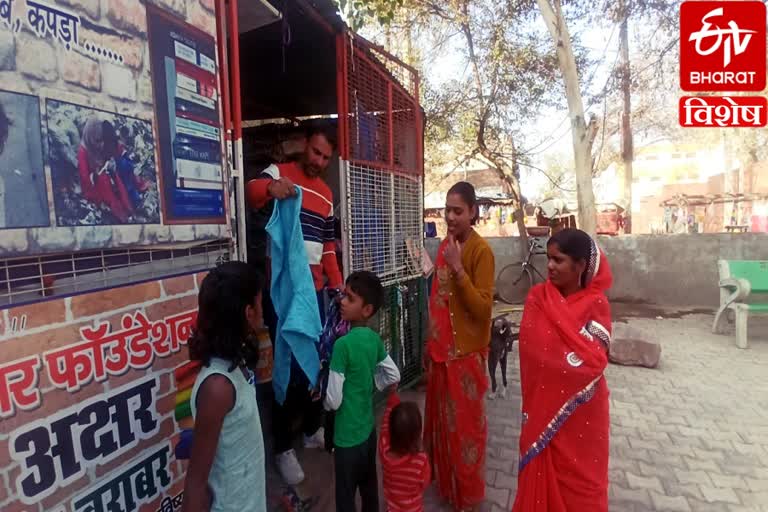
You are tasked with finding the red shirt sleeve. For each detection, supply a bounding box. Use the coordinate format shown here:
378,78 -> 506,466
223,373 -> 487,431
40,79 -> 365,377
245,178 -> 272,210
322,246 -> 343,289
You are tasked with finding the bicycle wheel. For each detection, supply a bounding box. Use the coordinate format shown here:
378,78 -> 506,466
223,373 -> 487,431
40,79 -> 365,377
496,264 -> 533,304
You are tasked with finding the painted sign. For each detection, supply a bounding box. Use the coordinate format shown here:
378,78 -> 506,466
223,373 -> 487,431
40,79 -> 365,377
0,272 -> 206,511
147,4 -> 226,224
0,0 -> 229,258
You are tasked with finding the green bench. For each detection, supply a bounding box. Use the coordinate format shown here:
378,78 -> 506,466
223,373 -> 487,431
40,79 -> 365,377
712,260 -> 768,349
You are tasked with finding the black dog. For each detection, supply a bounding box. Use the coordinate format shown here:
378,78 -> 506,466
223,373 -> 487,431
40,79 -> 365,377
488,314 -> 517,400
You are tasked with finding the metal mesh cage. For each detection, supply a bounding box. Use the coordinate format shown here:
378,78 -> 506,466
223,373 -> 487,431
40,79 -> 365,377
338,33 -> 426,388
373,277 -> 427,387
341,34 -> 422,176
344,163 -> 424,287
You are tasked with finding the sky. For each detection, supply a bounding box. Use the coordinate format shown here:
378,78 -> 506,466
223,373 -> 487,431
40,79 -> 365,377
362,8 -> 669,200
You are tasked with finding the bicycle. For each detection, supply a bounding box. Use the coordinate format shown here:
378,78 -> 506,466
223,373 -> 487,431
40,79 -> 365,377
495,236 -> 548,304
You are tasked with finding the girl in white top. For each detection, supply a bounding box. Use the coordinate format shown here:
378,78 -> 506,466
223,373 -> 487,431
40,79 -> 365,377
182,262 -> 266,512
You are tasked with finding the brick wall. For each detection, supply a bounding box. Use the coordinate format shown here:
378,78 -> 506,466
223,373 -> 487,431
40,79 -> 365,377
0,272 -> 206,512
0,0 -> 228,258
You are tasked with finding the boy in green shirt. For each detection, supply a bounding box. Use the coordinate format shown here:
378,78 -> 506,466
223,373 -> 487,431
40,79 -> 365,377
324,271 -> 401,512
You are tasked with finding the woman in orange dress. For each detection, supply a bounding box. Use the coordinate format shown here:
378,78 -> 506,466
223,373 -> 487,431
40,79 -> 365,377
512,228 -> 613,511
424,181 -> 495,511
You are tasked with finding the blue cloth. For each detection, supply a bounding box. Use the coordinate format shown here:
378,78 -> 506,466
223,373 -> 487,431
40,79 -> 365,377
267,189 -> 322,405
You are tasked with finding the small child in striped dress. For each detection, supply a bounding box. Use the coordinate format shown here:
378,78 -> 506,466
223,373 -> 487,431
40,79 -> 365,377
379,389 -> 431,512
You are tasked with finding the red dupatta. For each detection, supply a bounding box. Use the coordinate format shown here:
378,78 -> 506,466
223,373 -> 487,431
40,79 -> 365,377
513,242 -> 613,512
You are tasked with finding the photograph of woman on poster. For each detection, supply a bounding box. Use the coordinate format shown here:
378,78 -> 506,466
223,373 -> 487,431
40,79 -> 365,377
47,100 -> 160,226
0,90 -> 50,229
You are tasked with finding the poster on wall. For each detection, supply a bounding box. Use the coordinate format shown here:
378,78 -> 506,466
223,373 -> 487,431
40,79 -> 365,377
0,0 -> 229,258
47,100 -> 161,226
0,273 -> 203,511
0,90 -> 50,229
146,4 -> 226,224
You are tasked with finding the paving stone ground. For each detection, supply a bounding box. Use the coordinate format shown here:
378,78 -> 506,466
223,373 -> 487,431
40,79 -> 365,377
265,306 -> 768,511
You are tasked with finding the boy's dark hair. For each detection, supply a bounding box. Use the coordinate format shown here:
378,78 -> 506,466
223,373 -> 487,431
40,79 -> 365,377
0,103 -> 11,154
346,270 -> 384,314
188,261 -> 264,370
390,401 -> 423,455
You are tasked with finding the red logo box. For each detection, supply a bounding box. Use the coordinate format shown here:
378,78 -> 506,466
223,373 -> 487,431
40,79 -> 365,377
679,95 -> 767,127
680,1 -> 766,92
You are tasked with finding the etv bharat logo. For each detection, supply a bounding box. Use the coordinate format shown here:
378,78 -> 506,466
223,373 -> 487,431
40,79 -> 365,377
689,7 -> 755,68
680,1 -> 766,92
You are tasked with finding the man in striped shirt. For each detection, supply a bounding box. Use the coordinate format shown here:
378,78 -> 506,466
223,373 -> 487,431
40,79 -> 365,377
246,128 -> 343,485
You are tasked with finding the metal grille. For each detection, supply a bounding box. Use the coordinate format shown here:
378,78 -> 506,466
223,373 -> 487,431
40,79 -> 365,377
374,277 -> 427,388
345,164 -> 423,286
342,34 -> 422,176
0,240 -> 231,307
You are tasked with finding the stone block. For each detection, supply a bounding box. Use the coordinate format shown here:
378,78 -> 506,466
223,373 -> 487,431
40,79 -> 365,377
17,36 -> 58,82
106,0 -> 147,35
154,0 -> 187,17
33,227 -> 77,252
650,492 -> 692,512
61,50 -> 101,91
80,28 -> 144,70
0,30 -> 15,70
74,226 -> 113,249
609,337 -> 662,368
101,61 -> 136,101
0,230 -> 30,255
59,0 -> 100,18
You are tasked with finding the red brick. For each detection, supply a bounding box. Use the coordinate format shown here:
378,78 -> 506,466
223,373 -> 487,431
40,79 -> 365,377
3,299 -> 67,335
95,419 -> 174,477
139,495 -> 164,512
1,497 -> 39,512
144,296 -> 197,323
2,323 -> 83,366
107,367 -> 158,391
2,382 -> 104,433
70,282 -> 162,318
0,436 -> 10,468
154,349 -> 190,372
158,372 -> 173,396
194,272 -> 208,289
157,392 -> 177,417
162,275 -> 195,297
41,471 -> 90,511
0,467 -> 8,503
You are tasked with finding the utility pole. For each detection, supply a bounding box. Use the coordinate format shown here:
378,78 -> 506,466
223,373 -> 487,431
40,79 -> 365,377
619,1 -> 633,233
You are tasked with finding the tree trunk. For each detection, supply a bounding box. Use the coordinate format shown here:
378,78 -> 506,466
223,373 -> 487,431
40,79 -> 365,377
536,0 -> 597,236
619,4 -> 633,234
459,3 -> 529,257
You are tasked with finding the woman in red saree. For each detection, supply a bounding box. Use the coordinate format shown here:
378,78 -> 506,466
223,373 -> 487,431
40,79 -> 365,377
512,228 -> 613,512
424,182 -> 495,511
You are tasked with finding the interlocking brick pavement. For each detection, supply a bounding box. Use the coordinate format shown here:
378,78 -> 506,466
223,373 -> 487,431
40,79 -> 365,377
265,308 -> 768,511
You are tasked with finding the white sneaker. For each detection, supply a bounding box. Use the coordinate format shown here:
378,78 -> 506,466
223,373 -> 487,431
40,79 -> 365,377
487,390 -> 497,400
276,449 -> 305,485
499,386 -> 507,399
303,427 -> 325,449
